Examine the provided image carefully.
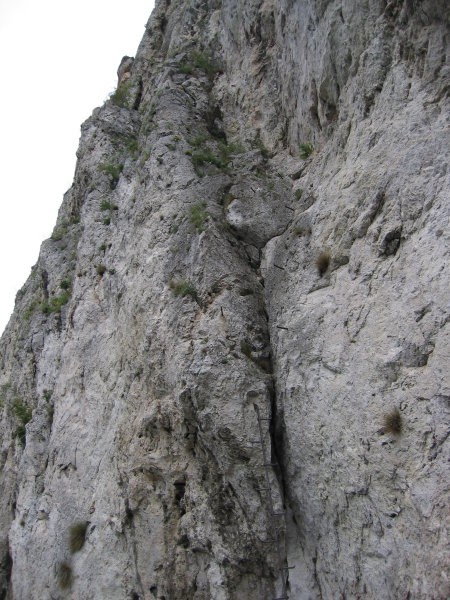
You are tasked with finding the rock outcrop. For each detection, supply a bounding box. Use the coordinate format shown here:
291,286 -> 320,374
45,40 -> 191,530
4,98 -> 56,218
0,1 -> 448,598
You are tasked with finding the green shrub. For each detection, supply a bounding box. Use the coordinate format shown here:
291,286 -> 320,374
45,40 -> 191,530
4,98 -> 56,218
41,292 -> 70,314
188,134 -> 208,148
191,50 -> 220,77
191,148 -> 224,176
68,521 -> 89,554
51,225 -> 68,241
60,279 -> 71,290
22,300 -> 39,321
96,265 -> 107,277
178,51 -> 219,78
57,561 -> 73,589
124,135 -> 138,156
189,203 -> 208,231
294,189 -> 303,200
171,280 -> 198,301
299,142 -> 314,159
178,62 -> 194,75
100,200 -> 112,211
110,82 -> 131,108
103,217 -> 111,226
12,399 -> 32,446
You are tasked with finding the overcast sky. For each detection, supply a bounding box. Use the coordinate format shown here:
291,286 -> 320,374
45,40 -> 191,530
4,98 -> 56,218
0,0 -> 155,336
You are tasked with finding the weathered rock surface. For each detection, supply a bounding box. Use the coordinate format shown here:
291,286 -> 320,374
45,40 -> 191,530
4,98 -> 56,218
0,1 -> 449,599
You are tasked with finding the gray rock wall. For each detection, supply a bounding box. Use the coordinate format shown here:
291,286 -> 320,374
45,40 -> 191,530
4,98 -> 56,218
0,0 -> 448,598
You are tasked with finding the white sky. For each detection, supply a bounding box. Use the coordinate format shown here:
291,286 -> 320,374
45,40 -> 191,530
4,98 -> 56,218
0,0 -> 155,336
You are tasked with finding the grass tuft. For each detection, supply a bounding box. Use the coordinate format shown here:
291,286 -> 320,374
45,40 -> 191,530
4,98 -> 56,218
189,203 -> 208,231
110,82 -> 131,108
68,521 -> 89,554
299,142 -> 314,159
41,292 -> 70,314
57,561 -> 73,589
171,280 -> 198,301
383,408 -> 402,435
316,251 -> 330,276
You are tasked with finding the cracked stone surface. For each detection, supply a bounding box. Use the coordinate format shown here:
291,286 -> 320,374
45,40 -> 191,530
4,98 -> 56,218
0,0 -> 449,599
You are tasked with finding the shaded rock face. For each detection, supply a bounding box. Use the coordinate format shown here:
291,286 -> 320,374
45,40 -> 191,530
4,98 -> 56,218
0,0 -> 448,598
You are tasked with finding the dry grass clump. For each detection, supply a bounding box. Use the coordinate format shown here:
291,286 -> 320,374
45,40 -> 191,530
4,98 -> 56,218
383,408 -> 402,435
316,251 -> 330,276
68,521 -> 89,554
57,561 -> 73,589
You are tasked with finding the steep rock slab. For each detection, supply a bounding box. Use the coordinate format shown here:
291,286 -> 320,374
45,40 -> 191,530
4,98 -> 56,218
0,0 -> 448,599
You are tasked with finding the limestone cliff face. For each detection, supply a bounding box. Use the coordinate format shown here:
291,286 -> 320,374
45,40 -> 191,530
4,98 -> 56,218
0,1 -> 448,598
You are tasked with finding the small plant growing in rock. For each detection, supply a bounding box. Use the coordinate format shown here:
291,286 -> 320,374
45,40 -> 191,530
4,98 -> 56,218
316,251 -> 330,276
96,265 -> 107,277
41,292 -> 70,314
51,224 -> 68,241
294,189 -> 303,200
57,561 -> 73,589
383,408 -> 402,435
100,200 -> 112,211
124,135 -> 139,157
12,399 -> 32,446
189,203 -> 208,231
98,163 -> 123,189
292,226 -> 305,236
110,81 -> 131,108
60,279 -> 70,290
171,280 -> 198,301
68,521 -> 89,554
299,142 -> 314,159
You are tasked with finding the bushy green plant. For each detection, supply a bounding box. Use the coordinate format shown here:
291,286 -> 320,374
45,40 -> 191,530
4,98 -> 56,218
191,50 -> 220,77
188,134 -> 208,148
60,279 -> 71,290
96,265 -> 107,276
178,50 -> 220,79
110,82 -> 130,108
12,399 -> 32,446
41,292 -> 70,314
100,200 -> 112,211
299,142 -> 314,159
22,300 -> 39,321
51,225 -> 68,241
178,62 -> 194,75
171,280 -> 198,301
125,136 -> 138,156
190,148 -> 225,175
189,203 -> 208,231
68,521 -> 89,554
